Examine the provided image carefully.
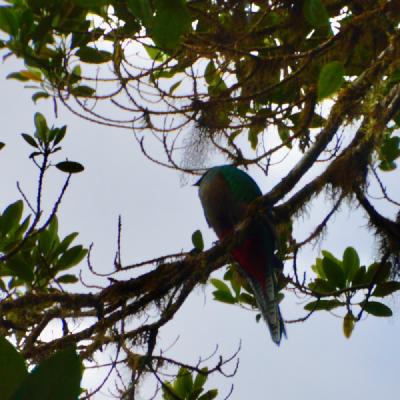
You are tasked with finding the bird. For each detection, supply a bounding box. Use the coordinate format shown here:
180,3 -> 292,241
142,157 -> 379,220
195,165 -> 286,345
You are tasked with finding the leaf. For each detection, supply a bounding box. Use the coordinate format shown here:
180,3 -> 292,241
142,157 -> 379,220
1,200 -> 23,235
317,61 -> 344,100
0,142 -> 4,151
0,6 -> 19,36
76,46 -> 112,64
38,229 -> 56,255
143,45 -> 167,62
322,255 -> 345,289
7,255 -> 34,283
308,278 -> 336,294
34,112 -> 48,142
72,0 -> 110,8
0,336 -> 28,399
239,292 -> 256,307
352,265 -> 366,285
304,299 -> 344,311
210,278 -> 231,293
57,274 -> 79,284
362,301 -> 393,317
193,368 -> 208,392
342,247 -> 360,282
204,61 -> 217,85
53,126 -> 67,146
174,367 -> 193,398
70,85 -> 95,97
151,0 -> 191,50
11,347 -> 81,400
343,312 -> 355,339
128,0 -> 153,25
56,161 -> 84,174
311,257 -> 326,279
191,229 -> 204,251
372,281 -> 400,297
56,246 -> 87,270
169,80 -> 182,95
21,133 -> 39,148
198,389 -> 218,400
278,126 -> 292,148
212,290 -> 236,304
303,0 -> 330,28
7,72 -> 31,81
248,125 -> 263,150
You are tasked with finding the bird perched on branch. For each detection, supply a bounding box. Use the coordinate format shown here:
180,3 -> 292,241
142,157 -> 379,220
195,165 -> 286,345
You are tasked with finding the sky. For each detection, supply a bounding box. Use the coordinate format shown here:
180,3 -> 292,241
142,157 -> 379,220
1,55 -> 400,400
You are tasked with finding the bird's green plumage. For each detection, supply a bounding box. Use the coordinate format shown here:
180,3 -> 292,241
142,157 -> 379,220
196,165 -> 286,345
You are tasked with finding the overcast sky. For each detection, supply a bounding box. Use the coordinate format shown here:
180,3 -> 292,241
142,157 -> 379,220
1,55 -> 399,400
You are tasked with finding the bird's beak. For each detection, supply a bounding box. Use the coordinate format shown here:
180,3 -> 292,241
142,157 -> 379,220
193,176 -> 203,186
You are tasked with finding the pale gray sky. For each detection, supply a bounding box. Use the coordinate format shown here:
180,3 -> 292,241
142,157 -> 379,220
1,56 -> 399,400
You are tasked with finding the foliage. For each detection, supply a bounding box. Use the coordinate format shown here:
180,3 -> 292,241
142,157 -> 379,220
0,336 -> 81,400
0,0 -> 400,399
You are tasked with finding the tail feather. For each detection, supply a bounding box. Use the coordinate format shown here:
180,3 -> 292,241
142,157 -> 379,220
248,273 -> 286,345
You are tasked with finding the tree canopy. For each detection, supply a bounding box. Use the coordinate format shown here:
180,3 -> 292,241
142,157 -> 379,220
0,0 -> 400,399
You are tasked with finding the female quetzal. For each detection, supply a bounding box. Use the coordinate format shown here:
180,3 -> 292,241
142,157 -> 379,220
196,165 -> 286,345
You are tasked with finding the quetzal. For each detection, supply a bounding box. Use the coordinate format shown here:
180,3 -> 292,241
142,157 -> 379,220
195,165 -> 286,345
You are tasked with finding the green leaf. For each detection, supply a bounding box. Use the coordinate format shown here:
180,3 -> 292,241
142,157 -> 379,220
351,265 -> 366,285
151,0 -> 191,50
1,200 -> 24,235
239,292 -> 256,307
174,368 -> 193,398
248,125 -> 262,150
303,0 -> 330,28
56,161 -> 84,174
54,232 -> 79,256
32,91 -> 50,104
342,247 -> 360,282
0,336 -> 28,399
204,61 -> 217,85
169,80 -> 182,95
304,299 -> 344,311
198,389 -> 218,400
191,230 -> 204,251
193,368 -> 208,392
72,0 -> 110,8
128,0 -> 153,25
57,274 -> 79,284
278,126 -> 292,148
38,229 -> 56,255
70,85 -> 95,97
308,278 -> 336,294
7,255 -> 34,283
53,126 -> 67,146
343,312 -> 355,339
317,61 -> 344,100
76,46 -> 112,64
21,133 -> 39,148
143,45 -> 167,62
322,254 -> 345,289
212,290 -> 236,304
11,347 -> 81,400
210,278 -> 231,293
311,257 -> 326,279
56,246 -> 87,270
372,281 -> 400,297
7,72 -> 31,81
0,6 -> 19,36
362,301 -> 393,317
34,112 -> 48,142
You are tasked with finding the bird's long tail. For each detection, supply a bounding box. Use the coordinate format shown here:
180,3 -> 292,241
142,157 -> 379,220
248,269 -> 286,345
